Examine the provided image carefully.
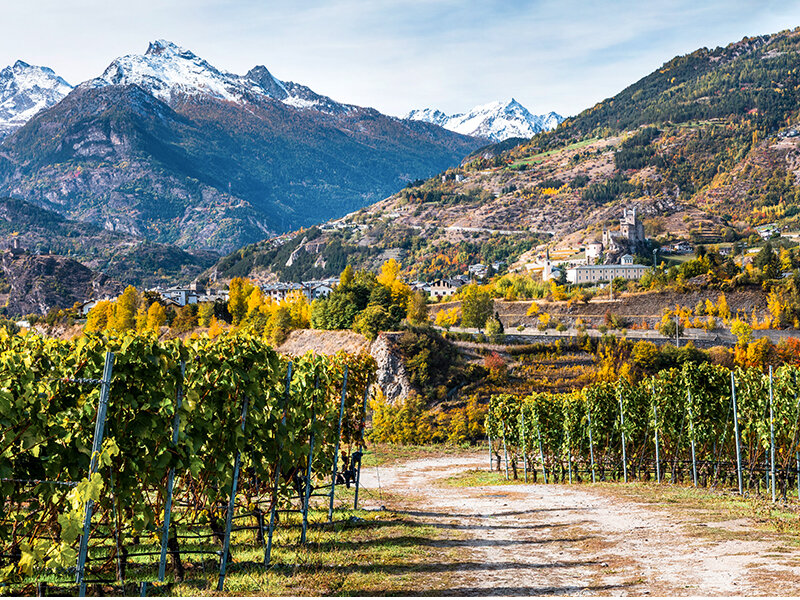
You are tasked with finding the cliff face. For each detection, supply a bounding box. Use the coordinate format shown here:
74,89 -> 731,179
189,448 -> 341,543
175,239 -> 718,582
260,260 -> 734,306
276,328 -> 413,404
0,251 -> 122,315
370,333 -> 413,404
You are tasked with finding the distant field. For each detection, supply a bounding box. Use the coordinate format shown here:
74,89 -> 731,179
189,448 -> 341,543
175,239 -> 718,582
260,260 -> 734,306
507,138 -> 600,169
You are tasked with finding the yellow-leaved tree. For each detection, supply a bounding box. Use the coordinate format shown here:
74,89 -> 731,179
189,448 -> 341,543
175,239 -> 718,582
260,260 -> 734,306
145,302 -> 166,331
377,259 -> 411,306
85,300 -> 114,333
109,286 -> 139,332
228,277 -> 255,325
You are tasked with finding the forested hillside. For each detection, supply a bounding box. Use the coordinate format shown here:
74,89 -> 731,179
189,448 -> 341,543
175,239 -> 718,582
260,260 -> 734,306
210,28 -> 800,282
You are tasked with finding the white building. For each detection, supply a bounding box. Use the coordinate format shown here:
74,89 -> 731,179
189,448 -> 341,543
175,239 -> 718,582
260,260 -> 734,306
427,279 -> 463,300
566,255 -> 648,284
585,243 -> 603,262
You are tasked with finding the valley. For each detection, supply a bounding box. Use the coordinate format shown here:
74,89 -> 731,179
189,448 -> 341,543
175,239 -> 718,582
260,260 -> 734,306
7,9 -> 800,598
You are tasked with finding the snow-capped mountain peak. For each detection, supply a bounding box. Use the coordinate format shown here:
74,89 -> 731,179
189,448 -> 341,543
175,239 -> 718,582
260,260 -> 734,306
88,40 -> 353,115
0,60 -> 72,140
405,107 -> 449,127
93,39 -> 250,103
405,99 -> 563,141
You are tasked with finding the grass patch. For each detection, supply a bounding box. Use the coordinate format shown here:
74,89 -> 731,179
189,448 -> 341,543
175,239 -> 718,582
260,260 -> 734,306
441,468 -> 534,488
507,138 -> 600,169
362,443 -> 478,468
9,497 -> 456,596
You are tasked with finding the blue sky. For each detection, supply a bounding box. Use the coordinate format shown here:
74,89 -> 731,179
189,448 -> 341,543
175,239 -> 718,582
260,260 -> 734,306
4,1 -> 800,117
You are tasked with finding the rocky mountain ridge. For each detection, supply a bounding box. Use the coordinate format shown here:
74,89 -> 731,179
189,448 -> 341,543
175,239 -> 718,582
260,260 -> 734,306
0,40 -> 482,253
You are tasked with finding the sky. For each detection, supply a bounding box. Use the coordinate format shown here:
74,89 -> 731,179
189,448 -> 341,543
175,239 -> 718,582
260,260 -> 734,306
3,0 -> 800,117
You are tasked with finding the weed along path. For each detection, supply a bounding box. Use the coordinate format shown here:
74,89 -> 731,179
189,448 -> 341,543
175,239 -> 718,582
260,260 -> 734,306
357,453 -> 800,596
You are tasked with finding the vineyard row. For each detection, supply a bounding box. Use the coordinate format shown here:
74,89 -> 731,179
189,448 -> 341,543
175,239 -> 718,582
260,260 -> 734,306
485,362 -> 800,500
0,331 -> 376,594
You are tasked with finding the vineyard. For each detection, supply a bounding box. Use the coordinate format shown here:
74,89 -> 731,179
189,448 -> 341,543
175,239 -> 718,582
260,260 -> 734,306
486,363 -> 800,501
0,330 -> 376,595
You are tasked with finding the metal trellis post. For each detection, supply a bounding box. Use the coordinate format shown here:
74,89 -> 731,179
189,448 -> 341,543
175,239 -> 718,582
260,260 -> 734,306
266,362 -> 292,567
328,366 -> 348,522
159,359 -> 185,582
488,434 -> 493,472
619,390 -> 628,483
520,413 -> 528,483
652,384 -> 661,484
731,372 -> 744,495
301,375 -> 318,545
537,425 -> 548,484
688,391 -> 697,487
76,351 -> 114,597
587,406 -> 596,484
354,384 -> 371,510
566,429 -> 573,484
502,423 -> 510,480
769,366 -> 776,503
796,451 -> 800,501
217,394 -> 250,591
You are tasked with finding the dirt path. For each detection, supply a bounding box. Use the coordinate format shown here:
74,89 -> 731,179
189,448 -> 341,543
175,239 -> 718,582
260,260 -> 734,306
358,454 -> 800,596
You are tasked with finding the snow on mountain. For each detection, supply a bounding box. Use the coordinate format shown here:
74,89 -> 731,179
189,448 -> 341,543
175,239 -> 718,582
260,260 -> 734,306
0,61 -> 72,140
405,107 -> 449,128
406,99 -> 563,141
88,40 -> 352,114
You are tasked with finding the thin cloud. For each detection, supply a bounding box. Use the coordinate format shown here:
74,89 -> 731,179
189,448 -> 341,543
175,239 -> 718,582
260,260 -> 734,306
1,0 -> 800,117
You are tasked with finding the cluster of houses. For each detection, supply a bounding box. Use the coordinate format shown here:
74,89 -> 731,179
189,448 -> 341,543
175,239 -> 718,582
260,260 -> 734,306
79,278 -> 341,316
661,240 -> 693,254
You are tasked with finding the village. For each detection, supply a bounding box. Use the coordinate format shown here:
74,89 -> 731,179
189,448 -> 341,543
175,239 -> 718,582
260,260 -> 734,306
67,207 -> 795,316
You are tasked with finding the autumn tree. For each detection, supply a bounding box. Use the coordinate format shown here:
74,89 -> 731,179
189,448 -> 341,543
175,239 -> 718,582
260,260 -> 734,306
85,300 -> 114,333
228,277 -> 254,325
406,290 -> 429,326
109,286 -> 139,332
460,284 -> 493,329
434,306 -> 459,330
145,302 -> 167,331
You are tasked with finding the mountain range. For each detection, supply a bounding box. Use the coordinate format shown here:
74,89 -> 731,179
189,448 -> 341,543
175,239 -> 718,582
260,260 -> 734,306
0,40 -> 483,254
406,100 -> 563,141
